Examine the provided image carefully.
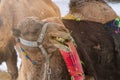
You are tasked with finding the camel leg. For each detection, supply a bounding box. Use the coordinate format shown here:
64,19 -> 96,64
6,49 -> 18,80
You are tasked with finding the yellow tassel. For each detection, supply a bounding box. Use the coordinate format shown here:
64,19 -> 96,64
75,17 -> 81,21
63,14 -> 75,20
22,52 -> 27,55
63,14 -> 81,21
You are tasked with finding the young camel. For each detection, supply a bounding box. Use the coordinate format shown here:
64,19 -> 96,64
12,17 -> 74,80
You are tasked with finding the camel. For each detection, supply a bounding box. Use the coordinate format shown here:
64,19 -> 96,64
66,0 -> 117,24
0,0 -> 60,80
12,17 -> 73,80
12,16 -> 120,80
62,1 -> 120,79
62,19 -> 120,80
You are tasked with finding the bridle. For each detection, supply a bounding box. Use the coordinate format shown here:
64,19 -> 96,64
18,22 -> 59,80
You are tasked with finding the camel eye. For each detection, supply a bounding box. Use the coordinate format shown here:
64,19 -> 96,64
29,28 -> 40,35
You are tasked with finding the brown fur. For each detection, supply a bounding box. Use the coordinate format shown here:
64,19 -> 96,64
105,20 -> 120,71
0,0 -> 60,80
13,17 -> 71,80
62,19 -> 120,80
0,70 -> 10,80
68,0 -> 117,23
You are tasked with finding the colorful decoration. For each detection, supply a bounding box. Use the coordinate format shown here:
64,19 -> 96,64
59,42 -> 84,80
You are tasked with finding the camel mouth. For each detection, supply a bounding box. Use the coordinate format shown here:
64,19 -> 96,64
50,35 -> 73,51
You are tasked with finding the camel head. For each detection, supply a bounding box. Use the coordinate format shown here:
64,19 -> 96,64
12,17 -> 73,52
12,17 -> 73,80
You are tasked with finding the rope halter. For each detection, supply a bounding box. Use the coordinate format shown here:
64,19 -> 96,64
18,22 -> 58,80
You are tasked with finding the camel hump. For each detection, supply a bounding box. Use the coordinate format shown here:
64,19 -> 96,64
69,0 -> 117,24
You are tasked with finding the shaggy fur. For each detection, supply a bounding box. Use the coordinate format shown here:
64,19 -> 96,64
68,0 -> 117,23
0,0 -> 60,80
62,19 -> 120,80
13,17 -> 71,80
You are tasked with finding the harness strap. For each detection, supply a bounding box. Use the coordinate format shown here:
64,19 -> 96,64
37,23 -> 49,43
39,44 -> 51,80
19,37 -> 38,47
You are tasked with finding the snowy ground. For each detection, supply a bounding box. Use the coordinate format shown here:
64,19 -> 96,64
0,0 -> 120,72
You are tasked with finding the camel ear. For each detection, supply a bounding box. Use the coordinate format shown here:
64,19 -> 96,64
12,28 -> 21,37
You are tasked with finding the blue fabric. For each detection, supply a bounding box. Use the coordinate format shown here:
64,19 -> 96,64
107,21 -> 114,27
20,47 -> 25,52
32,61 -> 37,65
107,20 -> 119,31
25,55 -> 30,59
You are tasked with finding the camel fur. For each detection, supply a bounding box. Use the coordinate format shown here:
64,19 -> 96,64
62,19 -> 120,80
